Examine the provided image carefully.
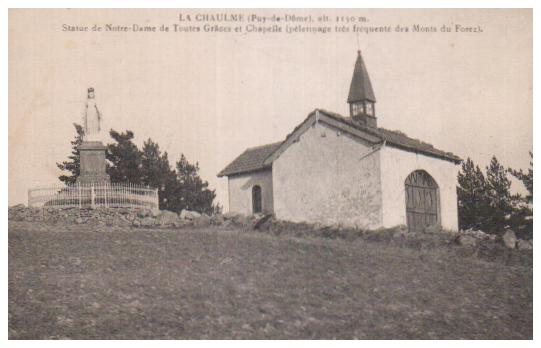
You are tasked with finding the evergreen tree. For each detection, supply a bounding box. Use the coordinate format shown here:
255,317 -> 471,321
56,123 -> 84,185
457,157 -> 490,231
106,130 -> 143,184
58,127 -> 220,214
458,154 -> 533,236
174,154 -> 220,215
140,139 -> 178,210
484,156 -> 516,231
509,151 -> 533,203
507,152 -> 533,239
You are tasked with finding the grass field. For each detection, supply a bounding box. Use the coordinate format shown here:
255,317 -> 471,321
8,221 -> 532,339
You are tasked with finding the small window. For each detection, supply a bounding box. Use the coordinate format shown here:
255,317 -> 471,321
252,185 -> 262,214
365,102 -> 374,116
352,102 -> 364,116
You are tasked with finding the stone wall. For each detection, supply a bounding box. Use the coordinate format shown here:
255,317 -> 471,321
7,205 -> 260,230
8,205 -> 532,259
379,146 -> 460,230
273,122 -> 383,229
227,169 -> 274,215
8,205 -> 196,228
7,202 -> 533,263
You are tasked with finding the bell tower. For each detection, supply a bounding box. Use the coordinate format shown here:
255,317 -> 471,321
348,50 -> 377,128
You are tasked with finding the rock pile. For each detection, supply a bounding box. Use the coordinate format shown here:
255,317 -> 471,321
456,228 -> 533,251
8,205 -> 533,252
459,228 -> 496,241
8,205 -> 210,228
456,235 -> 478,248
7,205 -> 265,229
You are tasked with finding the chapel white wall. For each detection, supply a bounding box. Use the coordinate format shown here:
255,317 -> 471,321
227,170 -> 274,215
379,146 -> 459,230
273,123 -> 383,229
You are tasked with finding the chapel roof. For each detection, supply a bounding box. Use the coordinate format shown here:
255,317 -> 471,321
217,142 -> 282,177
319,109 -> 462,163
217,109 -> 461,177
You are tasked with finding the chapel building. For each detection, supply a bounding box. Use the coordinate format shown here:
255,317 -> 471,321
218,51 -> 461,231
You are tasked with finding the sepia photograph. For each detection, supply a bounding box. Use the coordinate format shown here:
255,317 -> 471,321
7,6 -> 533,340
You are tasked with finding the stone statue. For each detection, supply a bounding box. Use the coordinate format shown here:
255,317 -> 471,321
77,87 -> 110,183
83,87 -> 101,141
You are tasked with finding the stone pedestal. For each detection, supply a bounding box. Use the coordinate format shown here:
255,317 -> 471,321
77,141 -> 110,184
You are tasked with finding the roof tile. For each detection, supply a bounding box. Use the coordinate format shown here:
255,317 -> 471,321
217,142 -> 282,177
218,109 -> 461,177
319,109 -> 461,163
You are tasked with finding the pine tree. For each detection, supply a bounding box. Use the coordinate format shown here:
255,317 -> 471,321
106,130 -> 143,184
457,157 -> 490,230
140,139 -> 178,210
56,123 -> 84,185
58,127 -> 220,214
458,155 -> 533,236
507,151 -> 533,239
484,156 -> 516,232
509,151 -> 533,203
174,154 -> 220,215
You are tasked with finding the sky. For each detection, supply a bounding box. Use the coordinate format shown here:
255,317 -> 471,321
8,8 -> 532,209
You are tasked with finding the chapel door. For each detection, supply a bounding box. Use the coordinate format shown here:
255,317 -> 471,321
405,170 -> 440,232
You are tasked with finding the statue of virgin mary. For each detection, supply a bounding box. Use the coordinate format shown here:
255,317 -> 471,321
83,87 -> 102,141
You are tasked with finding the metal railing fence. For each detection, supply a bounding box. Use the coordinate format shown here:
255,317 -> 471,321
28,182 -> 159,209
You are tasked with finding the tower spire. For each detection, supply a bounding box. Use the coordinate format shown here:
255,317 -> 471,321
348,50 -> 377,127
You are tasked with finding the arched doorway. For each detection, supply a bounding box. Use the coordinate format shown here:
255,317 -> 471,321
405,170 -> 440,231
252,185 -> 262,214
